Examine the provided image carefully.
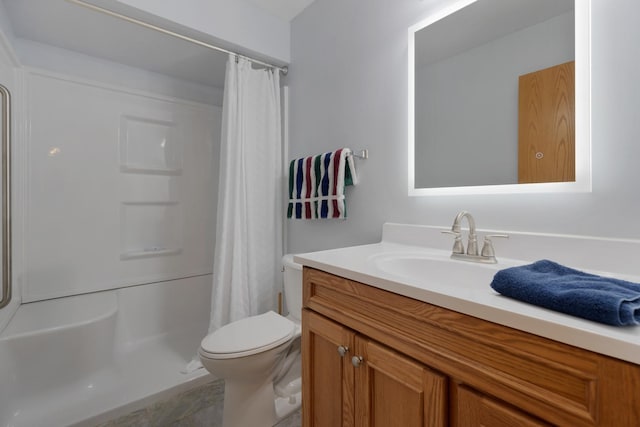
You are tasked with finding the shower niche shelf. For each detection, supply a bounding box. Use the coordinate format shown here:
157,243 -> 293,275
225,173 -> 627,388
120,201 -> 183,260
119,115 -> 183,175
120,248 -> 183,260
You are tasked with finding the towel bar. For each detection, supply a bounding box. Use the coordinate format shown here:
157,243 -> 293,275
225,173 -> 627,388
349,149 -> 368,159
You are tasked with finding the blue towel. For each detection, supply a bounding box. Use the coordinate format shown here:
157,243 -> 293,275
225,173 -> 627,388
490,260 -> 640,326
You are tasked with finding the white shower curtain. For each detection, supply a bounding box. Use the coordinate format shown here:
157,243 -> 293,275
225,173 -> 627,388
209,55 -> 283,333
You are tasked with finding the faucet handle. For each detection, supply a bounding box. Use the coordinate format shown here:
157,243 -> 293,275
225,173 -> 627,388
481,234 -> 509,258
441,230 -> 464,254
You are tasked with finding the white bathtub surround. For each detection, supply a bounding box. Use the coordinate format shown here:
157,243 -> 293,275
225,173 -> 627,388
294,222 -> 640,365
210,54 -> 283,332
22,68 -> 219,302
0,276 -> 214,427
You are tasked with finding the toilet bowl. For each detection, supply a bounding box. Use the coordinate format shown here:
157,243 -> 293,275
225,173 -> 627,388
199,255 -> 302,427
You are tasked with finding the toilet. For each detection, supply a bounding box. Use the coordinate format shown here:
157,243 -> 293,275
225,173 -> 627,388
199,254 -> 303,427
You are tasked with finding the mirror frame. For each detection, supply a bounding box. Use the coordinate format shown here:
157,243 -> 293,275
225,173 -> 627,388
408,0 -> 591,196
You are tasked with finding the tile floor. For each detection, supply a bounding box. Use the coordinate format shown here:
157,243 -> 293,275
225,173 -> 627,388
97,379 -> 301,427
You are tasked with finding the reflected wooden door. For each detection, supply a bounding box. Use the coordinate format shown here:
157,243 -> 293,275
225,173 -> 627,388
518,61 -> 575,183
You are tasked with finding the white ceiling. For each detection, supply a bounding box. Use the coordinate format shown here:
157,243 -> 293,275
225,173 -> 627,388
1,0 -> 314,89
245,0 -> 316,21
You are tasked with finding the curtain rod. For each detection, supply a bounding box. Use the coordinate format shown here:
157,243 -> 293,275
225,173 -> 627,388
66,0 -> 288,75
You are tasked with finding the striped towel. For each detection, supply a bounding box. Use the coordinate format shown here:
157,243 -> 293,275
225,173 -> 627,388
287,148 -> 359,219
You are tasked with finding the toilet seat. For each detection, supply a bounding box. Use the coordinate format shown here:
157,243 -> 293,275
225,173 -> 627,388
200,311 -> 295,359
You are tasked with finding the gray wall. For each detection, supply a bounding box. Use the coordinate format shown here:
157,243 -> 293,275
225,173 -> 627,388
415,11 -> 574,188
287,0 -> 640,254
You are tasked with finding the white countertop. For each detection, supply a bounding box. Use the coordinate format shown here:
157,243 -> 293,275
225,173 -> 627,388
294,223 -> 640,365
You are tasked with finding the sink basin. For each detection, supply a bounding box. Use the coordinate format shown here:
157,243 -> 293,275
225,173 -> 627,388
369,251 -> 520,287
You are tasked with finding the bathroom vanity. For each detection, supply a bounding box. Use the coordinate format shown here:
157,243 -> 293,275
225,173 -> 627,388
297,223 -> 640,427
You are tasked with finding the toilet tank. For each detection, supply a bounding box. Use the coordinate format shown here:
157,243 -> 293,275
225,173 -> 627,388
282,254 -> 303,322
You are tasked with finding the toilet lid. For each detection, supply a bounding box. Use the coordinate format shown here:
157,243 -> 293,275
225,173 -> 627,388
200,311 -> 295,358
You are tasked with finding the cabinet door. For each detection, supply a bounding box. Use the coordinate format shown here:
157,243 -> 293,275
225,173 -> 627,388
302,309 -> 355,427
457,385 -> 551,427
353,337 -> 447,427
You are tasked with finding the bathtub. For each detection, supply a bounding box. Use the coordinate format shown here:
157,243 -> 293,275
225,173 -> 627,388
0,275 -> 215,427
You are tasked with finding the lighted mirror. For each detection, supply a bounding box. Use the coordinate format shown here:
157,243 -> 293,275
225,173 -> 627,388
408,0 -> 591,196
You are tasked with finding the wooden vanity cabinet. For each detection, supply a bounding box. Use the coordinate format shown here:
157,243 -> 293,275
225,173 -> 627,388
354,335 -> 447,427
302,309 -> 355,426
301,267 -> 640,427
456,385 -> 551,427
303,309 -> 447,427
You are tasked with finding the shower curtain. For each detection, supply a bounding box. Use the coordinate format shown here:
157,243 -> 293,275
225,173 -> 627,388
209,55 -> 283,333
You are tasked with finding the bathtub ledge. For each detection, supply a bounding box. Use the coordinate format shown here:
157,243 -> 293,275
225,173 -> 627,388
0,291 -> 118,340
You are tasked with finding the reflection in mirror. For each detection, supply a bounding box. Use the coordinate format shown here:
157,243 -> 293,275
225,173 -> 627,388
408,0 -> 591,196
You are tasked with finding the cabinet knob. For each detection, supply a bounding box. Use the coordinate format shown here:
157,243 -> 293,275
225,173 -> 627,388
351,355 -> 364,368
337,345 -> 349,357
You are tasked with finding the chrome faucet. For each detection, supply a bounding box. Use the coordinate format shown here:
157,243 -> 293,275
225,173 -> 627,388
443,211 -> 507,264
